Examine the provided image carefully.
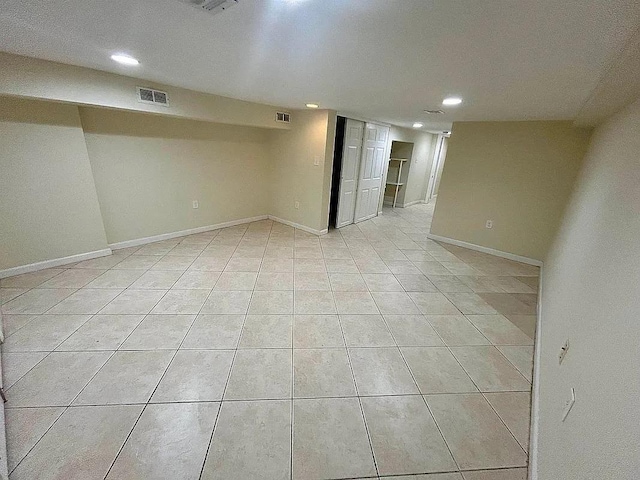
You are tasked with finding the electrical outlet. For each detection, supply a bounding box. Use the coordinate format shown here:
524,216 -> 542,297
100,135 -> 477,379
313,156 -> 321,166
294,201 -> 300,209
485,220 -> 493,229
192,200 -> 199,209
559,339 -> 570,364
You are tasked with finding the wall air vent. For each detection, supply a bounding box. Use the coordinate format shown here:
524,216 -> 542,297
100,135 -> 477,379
137,87 -> 170,107
180,0 -> 239,15
424,109 -> 445,115
275,112 -> 291,123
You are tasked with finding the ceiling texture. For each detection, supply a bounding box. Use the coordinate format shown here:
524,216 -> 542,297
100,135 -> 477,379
1,0 -> 639,131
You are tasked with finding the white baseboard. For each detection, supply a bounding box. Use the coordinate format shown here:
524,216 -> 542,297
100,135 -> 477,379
528,267 -> 544,480
109,215 -> 270,250
0,248 -> 112,279
401,199 -> 424,207
268,216 -> 328,236
426,233 -> 543,267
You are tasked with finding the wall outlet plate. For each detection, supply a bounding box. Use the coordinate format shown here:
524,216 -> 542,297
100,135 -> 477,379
485,220 -> 493,229
559,339 -> 570,364
313,156 -> 321,166
294,201 -> 300,209
192,200 -> 199,209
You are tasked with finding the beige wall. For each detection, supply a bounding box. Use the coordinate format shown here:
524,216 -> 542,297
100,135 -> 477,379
430,121 -> 591,261
0,97 -> 108,270
80,107 -> 272,244
384,127 -> 437,209
269,109 -> 337,233
0,52 -> 290,130
534,98 -> 640,479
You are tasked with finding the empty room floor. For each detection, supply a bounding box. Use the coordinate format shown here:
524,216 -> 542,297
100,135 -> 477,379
1,203 -> 537,480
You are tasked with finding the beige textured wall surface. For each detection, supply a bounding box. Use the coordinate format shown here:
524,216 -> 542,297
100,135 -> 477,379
269,109 -> 336,232
535,98 -> 640,479
80,107 -> 272,244
430,121 -> 591,261
0,52 -> 290,130
0,97 -> 108,270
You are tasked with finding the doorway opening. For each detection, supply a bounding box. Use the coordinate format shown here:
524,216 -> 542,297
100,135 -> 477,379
425,133 -> 449,203
328,116 -> 346,229
384,141 -> 414,208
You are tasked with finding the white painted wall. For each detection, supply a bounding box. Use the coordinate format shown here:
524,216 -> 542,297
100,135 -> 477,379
533,97 -> 640,479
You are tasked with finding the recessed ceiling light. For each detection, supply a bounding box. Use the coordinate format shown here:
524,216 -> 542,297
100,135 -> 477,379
111,54 -> 139,66
442,97 -> 463,106
413,122 -> 424,128
305,103 -> 319,109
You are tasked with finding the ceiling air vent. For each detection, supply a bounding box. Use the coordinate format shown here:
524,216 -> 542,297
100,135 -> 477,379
180,0 -> 239,15
424,109 -> 445,115
137,87 -> 170,107
275,112 -> 291,123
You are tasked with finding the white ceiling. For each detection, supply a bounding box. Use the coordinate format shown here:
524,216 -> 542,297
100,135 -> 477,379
1,0 -> 638,131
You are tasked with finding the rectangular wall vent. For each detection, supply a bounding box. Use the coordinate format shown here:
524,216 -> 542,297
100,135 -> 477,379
276,112 -> 291,123
137,87 -> 170,107
180,0 -> 239,15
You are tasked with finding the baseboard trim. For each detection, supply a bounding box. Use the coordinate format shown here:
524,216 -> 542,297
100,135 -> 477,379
0,248 -> 112,279
401,200 -> 424,207
109,215 -> 270,250
426,233 -> 543,267
267,216 -> 328,236
528,267 -> 543,480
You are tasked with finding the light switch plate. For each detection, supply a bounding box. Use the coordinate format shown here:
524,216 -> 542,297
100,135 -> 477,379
192,200 -> 199,209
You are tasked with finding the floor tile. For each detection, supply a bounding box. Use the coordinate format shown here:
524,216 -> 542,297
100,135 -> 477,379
2,288 -> 76,314
39,269 -> 106,289
5,406 -> 65,472
380,474 -> 462,480
150,255 -> 195,271
150,289 -> 209,314
255,272 -> 294,290
496,346 -> 534,382
202,400 -> 291,480
56,314 -> 144,351
466,315 -> 534,345
414,261 -> 451,276
238,314 -> 292,348
485,392 -> 531,452
1,352 -> 48,388
349,347 -> 419,395
0,269 -> 65,288
295,290 -> 336,314
200,290 -> 251,314
294,348 -> 356,397
462,467 -> 528,480
3,314 -> 90,352
384,314 -> 443,346
260,257 -> 294,272
426,394 -> 527,470
450,346 -> 531,392
293,314 -> 344,348
181,314 -> 244,349
294,258 -> 326,273
189,256 -> 229,271
129,270 -> 183,289
249,290 -> 294,314
47,288 -> 123,314
427,275 -> 473,293
9,405 -> 142,480
292,397 -> 376,480
362,273 -> 404,291
0,288 -> 28,305
445,293 -> 499,315
384,260 -> 421,275
361,395 -> 456,476
478,293 -> 536,315
224,257 -> 261,272
112,255 -> 160,270
328,273 -> 367,291
172,270 -> 221,289
120,314 -> 194,349
395,274 -> 439,292
2,313 -> 37,337
372,292 -> 420,314
333,291 -> 379,314
401,347 -> 477,394
504,314 -> 536,339
426,315 -> 490,346
324,258 -> 358,273
106,402 -> 219,480
74,350 -> 174,405
100,289 -> 167,315
7,351 -> 111,407
340,314 -> 395,347
214,271 -> 257,290
294,271 -> 331,290
224,348 -> 292,400
74,254 -> 128,270
151,350 -> 234,402
84,269 -> 144,289
456,275 -> 505,293
409,292 -> 461,315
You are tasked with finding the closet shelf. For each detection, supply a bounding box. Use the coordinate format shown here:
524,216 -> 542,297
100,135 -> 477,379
389,158 -> 408,162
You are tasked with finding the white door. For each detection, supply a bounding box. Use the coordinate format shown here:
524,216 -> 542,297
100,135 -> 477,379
336,119 -> 364,228
354,123 -> 389,223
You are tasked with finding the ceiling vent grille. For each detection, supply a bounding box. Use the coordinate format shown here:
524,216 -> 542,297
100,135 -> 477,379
275,112 -> 291,123
180,0 -> 239,15
424,109 -> 445,115
137,87 -> 170,107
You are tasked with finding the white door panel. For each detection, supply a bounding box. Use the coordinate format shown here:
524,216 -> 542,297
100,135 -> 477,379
336,119 -> 364,228
354,123 -> 389,223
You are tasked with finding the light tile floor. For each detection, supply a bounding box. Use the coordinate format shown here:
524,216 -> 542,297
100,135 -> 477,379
1,202 -> 536,480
